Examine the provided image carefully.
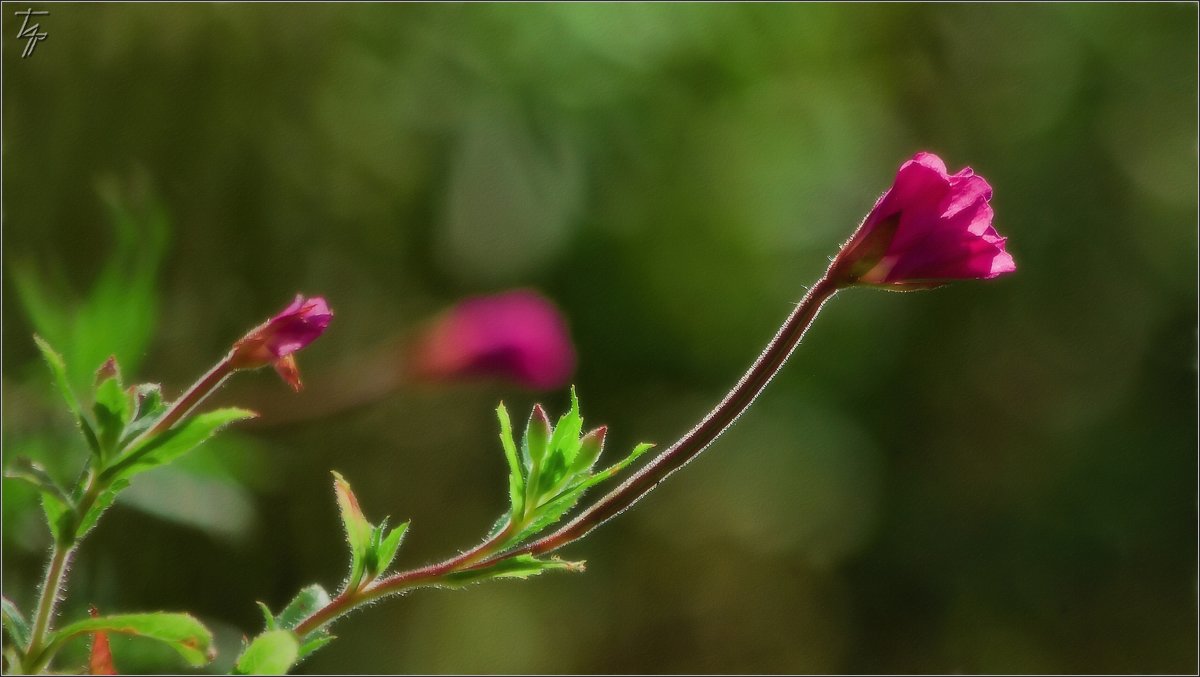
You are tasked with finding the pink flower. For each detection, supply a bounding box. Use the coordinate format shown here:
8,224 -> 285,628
230,295 -> 333,391
830,152 -> 1016,289
409,290 -> 575,390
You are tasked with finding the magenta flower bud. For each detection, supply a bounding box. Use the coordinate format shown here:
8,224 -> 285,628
230,295 -> 333,390
409,290 -> 575,391
831,152 -> 1016,289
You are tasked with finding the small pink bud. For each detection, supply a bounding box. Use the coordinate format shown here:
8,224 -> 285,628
573,426 -> 607,472
95,355 -> 121,386
408,290 -> 575,390
830,152 -> 1016,289
230,295 -> 333,389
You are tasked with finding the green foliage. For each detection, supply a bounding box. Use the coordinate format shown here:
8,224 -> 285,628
330,473 -> 411,587
50,612 -> 214,668
101,408 -> 257,483
233,630 -> 300,675
256,585 -> 336,667
92,374 -> 132,459
14,181 -> 169,393
495,389 -> 655,547
442,555 -> 584,588
32,335 -> 100,457
1,597 -> 30,649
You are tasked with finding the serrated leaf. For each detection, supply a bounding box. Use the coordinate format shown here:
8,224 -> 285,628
443,555 -> 583,587
547,387 -> 583,467
51,612 -> 213,667
496,403 -> 524,518
93,377 -> 132,458
102,408 -> 256,483
274,585 -> 331,631
32,335 -> 102,456
233,630 -> 298,675
373,521 -> 409,576
1,597 -> 30,648
331,472 -> 372,587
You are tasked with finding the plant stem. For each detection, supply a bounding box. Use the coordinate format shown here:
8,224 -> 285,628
23,356 -> 240,673
22,476 -> 103,674
23,544 -> 74,669
140,355 -> 237,443
509,272 -> 840,559
293,521 -> 516,637
293,272 -> 841,639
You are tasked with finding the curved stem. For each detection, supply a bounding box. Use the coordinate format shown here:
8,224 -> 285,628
292,272 -> 841,640
511,272 -> 839,559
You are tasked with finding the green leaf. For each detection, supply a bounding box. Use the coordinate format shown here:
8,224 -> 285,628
547,387 -> 584,467
594,442 -> 656,482
296,633 -> 335,662
93,376 -> 132,458
4,457 -> 72,507
75,478 -> 130,540
1,597 -> 30,649
274,585 -> 331,631
521,404 -> 552,472
16,179 -> 169,391
255,602 -> 278,632
51,612 -> 214,667
495,403 -> 525,518
373,520 -> 409,576
32,335 -> 102,456
233,630 -> 299,675
119,383 -> 168,447
443,555 -> 583,588
102,408 -> 257,482
332,472 -> 373,587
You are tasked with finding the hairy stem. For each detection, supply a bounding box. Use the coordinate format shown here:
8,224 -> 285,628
512,272 -> 839,558
293,272 -> 840,640
140,355 -> 237,444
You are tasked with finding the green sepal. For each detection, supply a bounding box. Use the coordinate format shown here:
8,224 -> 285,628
1,597 -> 30,649
50,612 -> 214,667
233,629 -> 299,675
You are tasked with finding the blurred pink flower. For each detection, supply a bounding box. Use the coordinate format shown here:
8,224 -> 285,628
409,290 -> 575,390
231,295 -> 333,391
831,152 -> 1016,289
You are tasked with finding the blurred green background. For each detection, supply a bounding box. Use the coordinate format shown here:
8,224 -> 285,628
3,3 -> 1197,674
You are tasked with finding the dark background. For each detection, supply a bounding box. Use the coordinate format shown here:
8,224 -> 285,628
3,3 -> 1197,673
